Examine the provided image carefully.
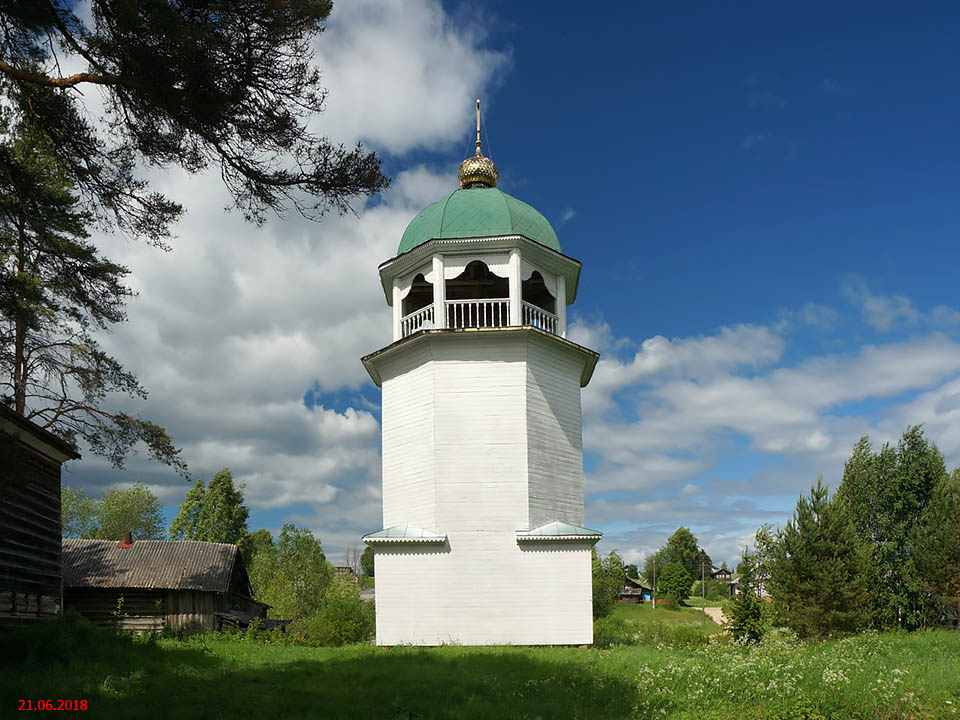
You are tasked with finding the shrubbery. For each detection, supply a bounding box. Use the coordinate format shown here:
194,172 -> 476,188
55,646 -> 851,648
658,593 -> 679,610
592,615 -> 714,649
286,578 -> 375,646
592,549 -> 624,619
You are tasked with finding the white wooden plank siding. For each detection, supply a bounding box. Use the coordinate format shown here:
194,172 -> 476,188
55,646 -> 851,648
380,342 -> 437,530
372,330 -> 596,645
375,532 -> 593,646
525,335 -> 585,527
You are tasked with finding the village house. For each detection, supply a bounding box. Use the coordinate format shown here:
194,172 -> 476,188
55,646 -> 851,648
620,575 -> 652,604
62,535 -> 268,632
0,404 -> 80,629
711,566 -> 732,582
334,564 -> 356,580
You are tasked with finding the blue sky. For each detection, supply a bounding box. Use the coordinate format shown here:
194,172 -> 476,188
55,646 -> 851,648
64,1 -> 960,567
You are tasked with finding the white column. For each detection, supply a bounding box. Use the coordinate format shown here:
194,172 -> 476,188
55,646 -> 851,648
508,248 -> 521,326
432,254 -> 446,329
556,273 -> 567,338
392,279 -> 402,341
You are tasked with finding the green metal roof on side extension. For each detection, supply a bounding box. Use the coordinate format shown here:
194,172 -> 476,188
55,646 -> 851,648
398,186 -> 561,255
362,524 -> 447,543
516,521 -> 602,540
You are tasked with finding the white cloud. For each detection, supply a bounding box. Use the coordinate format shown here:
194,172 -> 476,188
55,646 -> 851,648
842,277 -> 960,332
560,208 -> 576,223
581,323 -> 784,415
311,0 -> 511,155
842,277 -> 920,330
580,311 -> 960,566
63,0 -> 510,561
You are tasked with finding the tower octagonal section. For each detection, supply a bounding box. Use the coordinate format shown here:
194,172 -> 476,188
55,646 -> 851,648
363,328 -> 598,535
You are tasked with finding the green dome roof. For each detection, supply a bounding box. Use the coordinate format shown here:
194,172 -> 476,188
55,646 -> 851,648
398,187 -> 561,255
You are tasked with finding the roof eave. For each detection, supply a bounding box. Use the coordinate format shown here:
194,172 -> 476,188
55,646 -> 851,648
361,325 -> 599,388
377,235 -> 582,306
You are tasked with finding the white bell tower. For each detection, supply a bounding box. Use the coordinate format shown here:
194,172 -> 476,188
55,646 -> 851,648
362,102 -> 601,645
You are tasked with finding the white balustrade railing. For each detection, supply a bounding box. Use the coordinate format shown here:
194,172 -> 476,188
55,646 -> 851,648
403,299 -> 560,337
522,301 -> 558,334
400,305 -> 434,337
445,298 -> 509,330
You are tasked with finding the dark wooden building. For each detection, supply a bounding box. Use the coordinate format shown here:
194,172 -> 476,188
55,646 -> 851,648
620,575 -> 652,603
711,567 -> 732,582
62,538 -> 268,631
0,404 -> 80,629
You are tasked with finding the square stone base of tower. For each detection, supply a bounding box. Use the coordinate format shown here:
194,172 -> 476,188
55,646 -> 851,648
373,531 -> 593,646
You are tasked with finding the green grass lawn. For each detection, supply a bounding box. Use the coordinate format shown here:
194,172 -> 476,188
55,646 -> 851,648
685,597 -> 727,608
611,601 -> 720,628
2,613 -> 959,719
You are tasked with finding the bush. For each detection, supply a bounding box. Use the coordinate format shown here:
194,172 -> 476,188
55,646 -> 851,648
287,578 -> 375,646
593,616 -> 635,648
659,593 -> 679,610
593,615 -> 715,649
592,548 -> 624,619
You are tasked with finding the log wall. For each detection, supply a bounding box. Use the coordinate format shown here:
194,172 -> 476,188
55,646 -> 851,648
0,435 -> 63,630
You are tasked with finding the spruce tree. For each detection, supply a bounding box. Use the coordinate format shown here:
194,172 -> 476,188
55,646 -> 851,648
725,549 -> 765,643
769,478 -> 873,640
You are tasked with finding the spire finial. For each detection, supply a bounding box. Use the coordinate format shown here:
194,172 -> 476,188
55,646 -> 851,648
475,98 -> 482,156
458,98 -> 499,189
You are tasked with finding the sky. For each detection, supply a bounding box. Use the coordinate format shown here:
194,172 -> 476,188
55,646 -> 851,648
63,1 -> 960,568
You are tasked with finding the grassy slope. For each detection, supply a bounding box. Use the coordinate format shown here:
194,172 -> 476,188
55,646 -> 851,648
611,601 -> 720,629
2,613 -> 959,719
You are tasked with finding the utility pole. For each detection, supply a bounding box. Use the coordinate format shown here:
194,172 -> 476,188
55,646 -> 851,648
652,556 -> 657,610
701,559 -> 706,619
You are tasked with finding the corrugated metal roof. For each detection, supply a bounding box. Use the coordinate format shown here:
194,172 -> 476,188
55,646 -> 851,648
62,539 -> 238,592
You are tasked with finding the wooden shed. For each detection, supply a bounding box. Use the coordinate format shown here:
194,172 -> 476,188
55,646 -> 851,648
62,538 -> 268,631
0,404 -> 80,629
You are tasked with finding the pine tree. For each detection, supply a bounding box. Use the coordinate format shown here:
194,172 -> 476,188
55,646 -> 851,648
0,2 -> 388,237
769,478 -> 873,640
0,98 -> 184,474
168,478 -> 205,540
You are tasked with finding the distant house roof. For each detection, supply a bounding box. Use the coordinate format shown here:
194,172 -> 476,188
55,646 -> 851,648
62,539 -> 246,593
623,575 -> 651,590
516,521 -> 602,542
362,525 -> 447,544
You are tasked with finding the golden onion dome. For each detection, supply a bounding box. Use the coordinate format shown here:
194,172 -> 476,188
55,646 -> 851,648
458,151 -> 499,188
458,99 -> 499,189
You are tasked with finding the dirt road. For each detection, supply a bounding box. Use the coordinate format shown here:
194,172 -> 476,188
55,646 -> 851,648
702,606 -> 726,627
